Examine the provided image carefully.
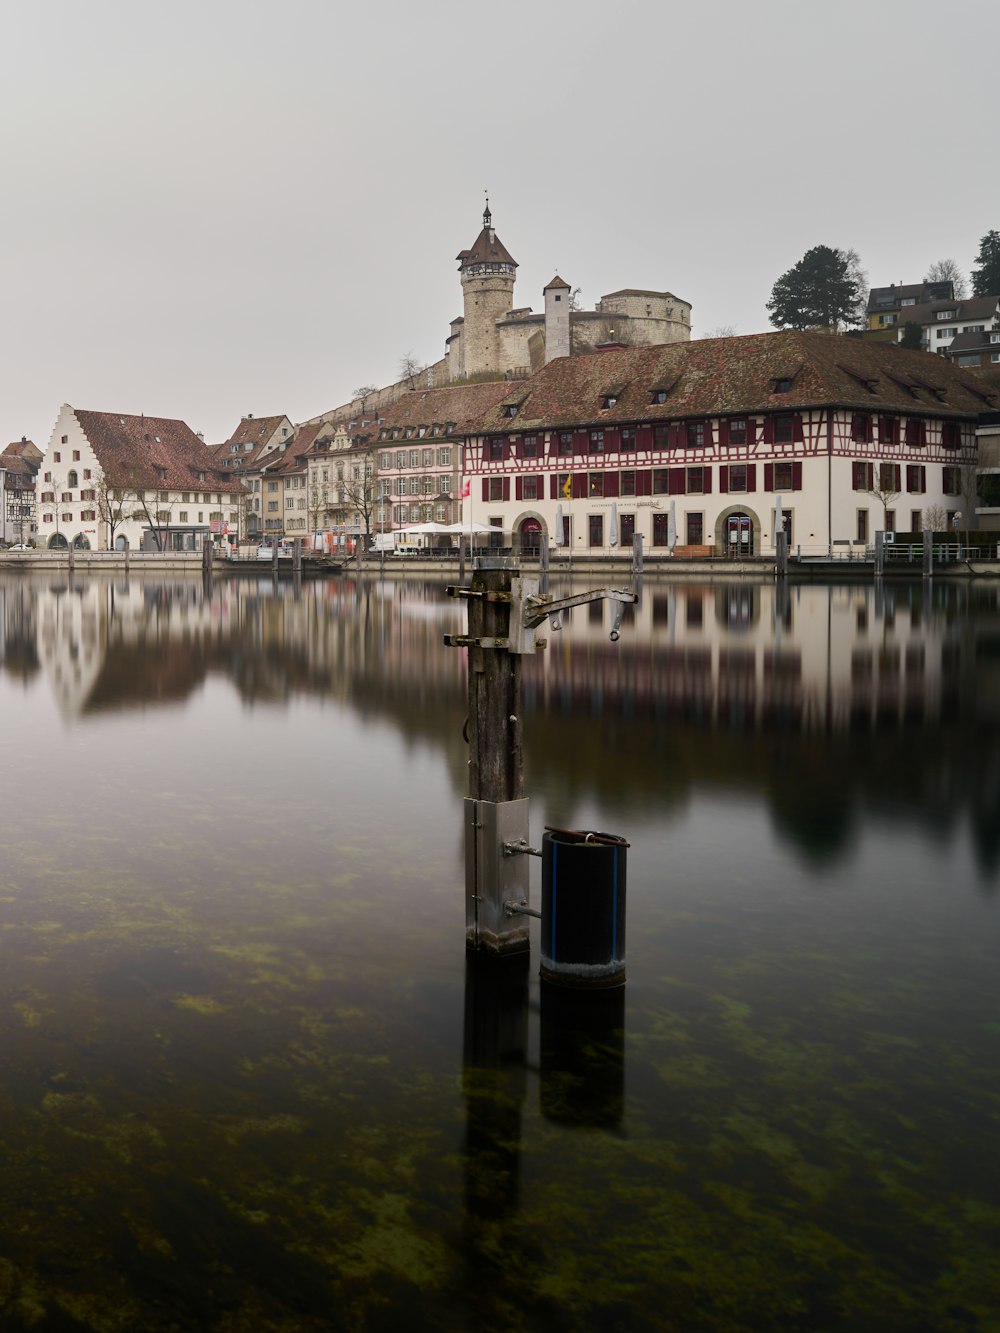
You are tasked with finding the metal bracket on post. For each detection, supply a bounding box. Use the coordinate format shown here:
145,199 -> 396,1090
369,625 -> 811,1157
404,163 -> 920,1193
465,798 -> 532,954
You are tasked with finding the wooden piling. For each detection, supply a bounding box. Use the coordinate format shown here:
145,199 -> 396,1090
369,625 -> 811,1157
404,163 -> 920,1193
467,562 -> 522,805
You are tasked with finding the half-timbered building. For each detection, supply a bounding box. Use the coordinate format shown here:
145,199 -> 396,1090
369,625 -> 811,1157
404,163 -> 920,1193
462,332 -> 995,556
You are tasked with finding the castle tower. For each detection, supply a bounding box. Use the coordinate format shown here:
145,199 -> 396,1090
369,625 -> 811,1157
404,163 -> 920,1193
543,275 -> 571,362
456,200 -> 517,379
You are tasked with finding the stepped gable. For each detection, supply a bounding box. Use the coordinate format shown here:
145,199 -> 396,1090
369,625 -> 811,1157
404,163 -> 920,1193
74,410 -> 243,492
377,381 -> 525,435
475,332 -> 996,433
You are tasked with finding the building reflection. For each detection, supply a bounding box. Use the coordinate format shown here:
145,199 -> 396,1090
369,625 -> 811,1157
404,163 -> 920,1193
3,572 -> 1000,874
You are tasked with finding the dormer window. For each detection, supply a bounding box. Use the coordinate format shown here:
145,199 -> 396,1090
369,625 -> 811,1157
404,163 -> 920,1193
773,378 -> 793,394
602,395 -> 618,409
503,404 -> 518,418
650,390 -> 669,405
231,444 -> 239,453
936,310 -> 956,321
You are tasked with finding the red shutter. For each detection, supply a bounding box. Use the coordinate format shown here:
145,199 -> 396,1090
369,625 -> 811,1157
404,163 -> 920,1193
635,424 -> 652,451
746,418 -> 756,445
575,432 -> 587,456
572,474 -> 587,499
482,479 -> 489,501
719,465 -> 729,493
604,427 -> 619,452
718,419 -> 730,447
549,474 -> 558,499
502,478 -> 510,501
762,416 -> 775,445
702,467 -> 713,494
865,416 -> 874,443
792,461 -> 802,489
537,474 -> 545,494
515,476 -> 523,500
793,414 -> 804,443
764,463 -> 774,491
867,463 -> 874,489
669,424 -> 684,450
604,471 -> 620,497
481,441 -> 490,462
669,468 -> 685,495
747,463 -> 757,491
636,470 -> 652,496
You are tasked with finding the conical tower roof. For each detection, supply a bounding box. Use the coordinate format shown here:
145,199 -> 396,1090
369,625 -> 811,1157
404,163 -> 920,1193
456,201 -> 517,269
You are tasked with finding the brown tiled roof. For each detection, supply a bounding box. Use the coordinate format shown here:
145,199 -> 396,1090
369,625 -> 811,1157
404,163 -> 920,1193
73,410 -> 244,493
544,275 -> 571,290
473,332 -> 995,434
900,295 -> 999,326
456,226 -> 517,269
377,381 -> 525,436
224,414 -> 288,446
0,454 -> 33,476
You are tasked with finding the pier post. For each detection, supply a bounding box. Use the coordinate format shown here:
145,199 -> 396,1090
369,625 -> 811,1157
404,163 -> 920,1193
775,529 -> 788,578
293,537 -> 302,577
923,536 -> 932,580
874,531 -> 885,581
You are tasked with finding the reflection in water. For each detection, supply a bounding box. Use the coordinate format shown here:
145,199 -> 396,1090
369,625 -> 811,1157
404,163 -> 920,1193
0,570 -> 999,1329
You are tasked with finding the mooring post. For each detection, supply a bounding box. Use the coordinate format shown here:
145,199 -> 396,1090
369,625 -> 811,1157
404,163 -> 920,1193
923,536 -> 932,580
776,529 -> 788,578
293,537 -> 302,577
202,536 -> 213,581
539,538 -> 550,595
874,530 -> 884,581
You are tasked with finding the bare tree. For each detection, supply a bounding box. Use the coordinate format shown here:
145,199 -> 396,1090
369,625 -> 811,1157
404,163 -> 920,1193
842,248 -> 869,329
923,504 -> 947,532
925,259 -> 968,299
398,353 -> 423,389
569,287 -> 583,312
705,324 -> 737,338
93,473 -> 133,550
868,469 -> 900,530
341,457 -> 378,546
308,479 -> 332,538
353,385 -> 379,413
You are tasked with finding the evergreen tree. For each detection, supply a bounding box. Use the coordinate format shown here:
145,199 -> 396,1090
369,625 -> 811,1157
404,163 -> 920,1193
900,322 -> 924,350
766,245 -> 864,332
971,230 -> 1000,296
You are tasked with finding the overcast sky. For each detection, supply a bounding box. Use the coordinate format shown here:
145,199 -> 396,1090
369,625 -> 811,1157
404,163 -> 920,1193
2,0 -> 997,450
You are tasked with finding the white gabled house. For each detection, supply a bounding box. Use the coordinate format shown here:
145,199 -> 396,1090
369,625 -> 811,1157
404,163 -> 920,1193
39,405 -> 245,550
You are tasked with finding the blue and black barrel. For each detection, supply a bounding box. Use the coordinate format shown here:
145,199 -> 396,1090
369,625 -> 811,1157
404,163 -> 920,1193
540,826 -> 628,988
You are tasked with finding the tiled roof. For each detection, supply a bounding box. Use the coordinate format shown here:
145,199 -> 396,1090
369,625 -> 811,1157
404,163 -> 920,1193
0,454 -> 33,476
867,280 -> 954,313
73,410 -> 244,493
377,381 -> 525,436
898,295 -> 999,326
456,226 -> 517,269
947,330 -> 997,355
544,275 -> 571,290
224,415 -> 288,446
473,332 -> 995,434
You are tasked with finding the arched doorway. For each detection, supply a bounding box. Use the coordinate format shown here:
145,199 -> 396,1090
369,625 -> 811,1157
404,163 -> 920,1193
48,533 -> 68,550
715,505 -> 761,557
115,534 -> 130,550
519,518 -> 543,556
72,533 -> 91,551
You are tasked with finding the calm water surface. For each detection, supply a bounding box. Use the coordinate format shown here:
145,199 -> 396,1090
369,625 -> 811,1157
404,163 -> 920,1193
0,570 -> 998,1331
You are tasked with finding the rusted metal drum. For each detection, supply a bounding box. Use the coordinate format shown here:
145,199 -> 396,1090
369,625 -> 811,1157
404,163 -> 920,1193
540,827 -> 628,988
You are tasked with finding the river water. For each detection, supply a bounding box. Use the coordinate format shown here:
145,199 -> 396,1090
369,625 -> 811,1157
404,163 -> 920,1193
0,569 -> 998,1332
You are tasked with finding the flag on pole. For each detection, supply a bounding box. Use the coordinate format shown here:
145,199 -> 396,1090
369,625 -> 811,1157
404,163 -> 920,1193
461,477 -> 471,498
562,474 -> 572,499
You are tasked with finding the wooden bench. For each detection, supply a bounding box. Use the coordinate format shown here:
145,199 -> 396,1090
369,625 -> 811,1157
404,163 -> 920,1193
672,544 -> 714,558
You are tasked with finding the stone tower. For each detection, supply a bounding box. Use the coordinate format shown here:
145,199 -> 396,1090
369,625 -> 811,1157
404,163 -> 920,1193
456,200 -> 517,379
543,275 -> 571,362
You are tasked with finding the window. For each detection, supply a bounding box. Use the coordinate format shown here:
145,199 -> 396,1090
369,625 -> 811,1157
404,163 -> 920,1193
884,511 -> 896,533
727,418 -> 746,445
438,447 -> 452,465
773,462 -> 794,491
620,471 -> 637,496
857,509 -> 869,543
911,510 -> 922,531
409,449 -> 420,466
620,427 -> 636,452
936,310 -> 956,320
879,416 -> 900,445
774,415 -> 794,443
440,476 -> 452,493
851,413 -> 872,443
286,497 -> 294,509
653,424 -> 669,449
179,511 -> 188,522
937,328 -> 952,340
652,513 -> 669,546
687,422 -> 705,448
54,452 -> 61,462
72,450 -> 80,461
522,436 -> 538,459
558,432 -> 574,455
650,390 -> 669,404
907,465 -> 926,493
686,466 -> 707,495
728,464 -> 748,493
879,463 -> 901,491
941,421 -> 961,450
488,478 -> 504,501
601,395 -> 617,409
687,513 -> 703,545
588,514 -> 604,547
773,378 -> 792,393
523,477 -> 539,500
556,473 -> 571,498
60,436 -> 68,445
67,470 -> 78,488
852,461 -> 873,491
589,430 -> 604,454
503,405 -> 518,418
44,472 -> 51,482
268,501 -> 278,512
422,449 -> 433,465
943,466 -> 961,495
905,418 -> 927,448
653,469 -> 670,495
588,473 -> 605,496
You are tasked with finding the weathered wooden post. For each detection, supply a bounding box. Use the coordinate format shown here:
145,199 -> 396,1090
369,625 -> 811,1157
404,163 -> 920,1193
202,536 -> 213,581
776,529 -> 788,578
446,561 -> 636,960
923,535 -> 933,580
874,530 -> 885,581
